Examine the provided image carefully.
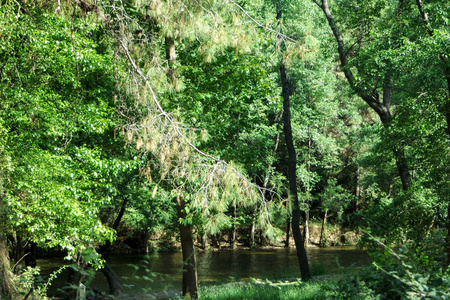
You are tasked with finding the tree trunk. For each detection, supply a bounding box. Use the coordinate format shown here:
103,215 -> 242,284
280,61 -> 312,281
211,234 -> 219,249
259,230 -> 269,246
249,206 -> 257,249
442,62 -> 450,272
305,209 -> 310,245
176,196 -> 198,299
165,36 -> 177,85
276,2 -> 311,280
355,166 -> 361,210
66,264 -> 79,300
319,209 -> 328,247
230,203 -> 236,249
394,148 -> 411,191
101,262 -> 122,296
98,196 -> 128,296
25,242 -> 37,268
285,217 -> 291,248
0,237 -> 15,299
12,232 -> 28,275
201,233 -> 208,250
444,72 -> 450,270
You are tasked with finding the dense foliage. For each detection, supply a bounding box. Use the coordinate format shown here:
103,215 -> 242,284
0,0 -> 449,299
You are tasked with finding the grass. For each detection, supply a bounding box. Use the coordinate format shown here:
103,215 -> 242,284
198,279 -> 336,300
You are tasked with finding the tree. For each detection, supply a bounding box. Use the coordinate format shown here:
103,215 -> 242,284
318,179 -> 353,246
0,2 -> 128,297
101,1 -> 282,298
277,1 -> 312,282
312,0 -> 412,191
412,0 -> 450,267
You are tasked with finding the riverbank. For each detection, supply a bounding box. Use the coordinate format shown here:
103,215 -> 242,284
40,246 -> 369,299
109,223 -> 361,255
115,275 -> 340,300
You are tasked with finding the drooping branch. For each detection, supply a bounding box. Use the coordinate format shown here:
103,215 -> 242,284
105,1 -> 280,226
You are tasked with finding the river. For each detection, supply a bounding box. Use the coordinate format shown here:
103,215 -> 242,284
38,246 -> 370,297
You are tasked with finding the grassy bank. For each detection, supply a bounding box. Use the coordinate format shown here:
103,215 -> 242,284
198,280 -> 336,300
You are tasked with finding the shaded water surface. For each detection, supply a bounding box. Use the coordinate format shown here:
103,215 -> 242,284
39,246 -> 369,296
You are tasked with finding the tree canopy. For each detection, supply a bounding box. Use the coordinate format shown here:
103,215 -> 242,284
0,0 -> 449,299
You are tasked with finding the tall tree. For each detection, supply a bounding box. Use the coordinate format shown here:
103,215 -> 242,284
412,0 -> 450,267
164,34 -> 198,298
312,0 -> 412,190
103,2 -> 281,297
277,2 -> 312,282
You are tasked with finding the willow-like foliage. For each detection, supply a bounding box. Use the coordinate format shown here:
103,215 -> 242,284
87,0 -> 281,236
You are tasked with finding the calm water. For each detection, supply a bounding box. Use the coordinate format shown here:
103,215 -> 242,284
38,246 -> 370,296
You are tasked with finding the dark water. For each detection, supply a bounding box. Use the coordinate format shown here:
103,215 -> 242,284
38,246 -> 370,296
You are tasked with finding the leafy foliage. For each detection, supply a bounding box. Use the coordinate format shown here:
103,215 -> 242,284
332,239 -> 450,299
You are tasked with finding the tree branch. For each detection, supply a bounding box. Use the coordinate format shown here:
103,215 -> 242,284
316,0 -> 391,122
228,0 -> 298,43
415,0 -> 434,37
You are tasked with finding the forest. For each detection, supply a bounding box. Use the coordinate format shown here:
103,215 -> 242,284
0,0 -> 449,299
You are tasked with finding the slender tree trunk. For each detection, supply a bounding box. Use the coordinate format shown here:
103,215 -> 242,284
259,230 -> 269,246
25,242 -> 37,268
319,209 -> 328,247
201,233 -> 208,250
285,217 -> 291,248
164,36 -> 198,296
442,82 -> 450,269
98,196 -> 128,296
280,62 -> 312,281
305,209 -> 310,245
112,197 -> 128,233
103,196 -> 128,286
176,196 -> 198,299
277,2 -> 311,281
355,166 -> 361,210
394,148 -> 411,191
230,203 -> 236,249
211,234 -> 219,249
249,206 -> 257,249
165,36 -> 177,85
442,68 -> 450,270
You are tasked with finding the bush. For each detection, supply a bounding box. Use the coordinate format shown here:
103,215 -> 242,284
330,239 -> 450,299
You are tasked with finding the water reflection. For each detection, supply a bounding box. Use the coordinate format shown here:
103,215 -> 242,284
39,246 -> 369,296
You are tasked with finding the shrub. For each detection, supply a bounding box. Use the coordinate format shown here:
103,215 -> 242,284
330,239 -> 450,299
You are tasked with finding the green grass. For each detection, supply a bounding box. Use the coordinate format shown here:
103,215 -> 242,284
198,280 -> 336,300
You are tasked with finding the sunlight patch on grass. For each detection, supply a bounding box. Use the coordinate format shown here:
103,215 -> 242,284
199,280 -> 333,300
